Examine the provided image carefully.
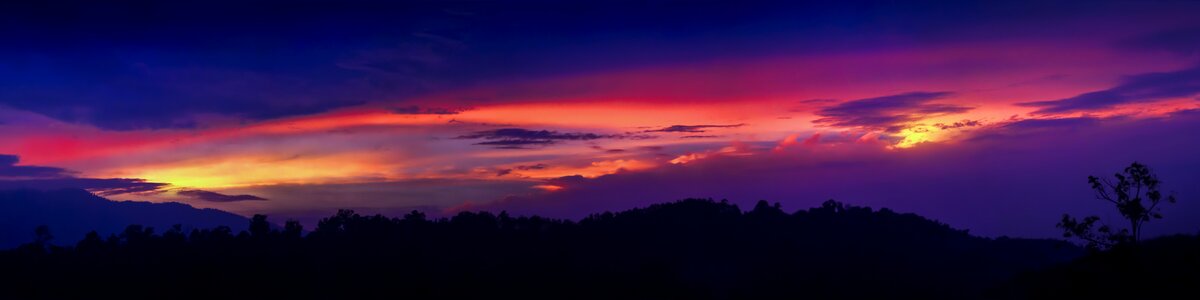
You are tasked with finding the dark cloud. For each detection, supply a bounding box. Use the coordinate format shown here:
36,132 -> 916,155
0,154 -> 73,178
964,117 -> 1102,142
639,146 -> 664,152
515,164 -> 548,171
1002,117 -> 1101,129
456,128 -> 625,149
1019,65 -> 1200,114
646,124 -> 744,133
813,91 -> 971,132
0,178 -> 167,196
933,120 -> 983,130
177,189 -> 268,202
391,105 -> 464,115
458,128 -> 616,140
0,154 -> 166,195
1170,108 -> 1200,117
1118,27 -> 1200,56
473,140 -> 555,149
496,164 -> 549,177
681,135 -> 721,139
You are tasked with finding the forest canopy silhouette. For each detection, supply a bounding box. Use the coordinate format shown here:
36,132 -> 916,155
1,163 -> 1197,299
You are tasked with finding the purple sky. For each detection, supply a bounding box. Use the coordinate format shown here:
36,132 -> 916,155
1,0 -> 1199,238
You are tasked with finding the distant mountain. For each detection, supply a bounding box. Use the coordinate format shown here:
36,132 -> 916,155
0,188 -> 249,249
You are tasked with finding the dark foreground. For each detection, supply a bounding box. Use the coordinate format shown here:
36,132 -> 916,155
2,197 -> 1196,299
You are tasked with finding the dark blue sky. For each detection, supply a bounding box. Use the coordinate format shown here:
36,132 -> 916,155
5,0 -> 1193,129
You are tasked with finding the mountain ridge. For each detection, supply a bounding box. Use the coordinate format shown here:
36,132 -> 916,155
0,188 -> 250,249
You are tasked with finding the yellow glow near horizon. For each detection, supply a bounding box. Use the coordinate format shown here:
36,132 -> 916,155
894,127 -> 935,148
127,155 -> 393,189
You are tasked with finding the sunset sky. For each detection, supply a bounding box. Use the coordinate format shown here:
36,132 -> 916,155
2,1 -> 1199,238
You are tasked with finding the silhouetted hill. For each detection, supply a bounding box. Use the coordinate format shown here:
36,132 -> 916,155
0,198 -> 1083,299
0,188 -> 250,249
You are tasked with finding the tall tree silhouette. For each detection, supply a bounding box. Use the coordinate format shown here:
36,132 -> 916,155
15,225 -> 56,254
1058,162 -> 1176,249
32,225 -> 52,246
249,214 -> 271,238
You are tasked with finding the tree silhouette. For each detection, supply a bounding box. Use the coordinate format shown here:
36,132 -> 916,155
0,198 -> 1086,299
32,225 -> 52,246
249,214 -> 271,238
282,220 -> 304,239
1058,162 -> 1176,250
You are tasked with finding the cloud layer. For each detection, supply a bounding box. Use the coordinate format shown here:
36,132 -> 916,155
646,124 -> 745,133
456,128 -> 631,149
177,189 -> 268,202
0,154 -> 166,195
1020,65 -> 1200,114
813,92 -> 972,132
0,154 -> 72,178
